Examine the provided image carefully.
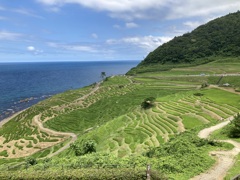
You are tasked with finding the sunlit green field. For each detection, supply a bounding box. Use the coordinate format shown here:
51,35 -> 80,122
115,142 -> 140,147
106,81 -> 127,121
0,58 -> 239,179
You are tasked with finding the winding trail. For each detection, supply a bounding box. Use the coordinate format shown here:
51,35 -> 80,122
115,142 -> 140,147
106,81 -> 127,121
33,82 -> 101,158
191,116 -> 240,180
33,114 -> 77,158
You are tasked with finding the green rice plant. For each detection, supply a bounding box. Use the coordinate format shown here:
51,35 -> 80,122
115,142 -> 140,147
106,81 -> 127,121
160,116 -> 178,127
222,104 -> 239,112
0,150 -> 8,157
197,113 -> 216,122
204,105 -> 229,118
181,115 -> 204,129
14,142 -> 23,150
154,115 -> 176,134
26,141 -> 33,148
160,105 -> 182,116
25,137 -> 38,144
12,149 -> 16,155
208,103 -> 236,115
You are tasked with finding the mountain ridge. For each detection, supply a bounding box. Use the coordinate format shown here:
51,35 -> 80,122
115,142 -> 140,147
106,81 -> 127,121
128,11 -> 240,74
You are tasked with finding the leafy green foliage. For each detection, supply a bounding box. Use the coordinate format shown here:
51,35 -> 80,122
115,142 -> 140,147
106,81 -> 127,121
193,92 -> 204,96
71,139 -> 96,156
101,71 -> 106,80
0,168 -> 165,180
144,131 -> 223,179
128,11 -> 240,74
0,150 -> 8,157
201,82 -> 209,88
25,157 -> 37,166
141,97 -> 156,109
230,114 -> 240,138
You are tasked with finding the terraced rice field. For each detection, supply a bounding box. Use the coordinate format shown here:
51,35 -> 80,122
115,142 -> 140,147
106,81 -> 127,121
1,75 -> 239,160
82,89 -> 239,157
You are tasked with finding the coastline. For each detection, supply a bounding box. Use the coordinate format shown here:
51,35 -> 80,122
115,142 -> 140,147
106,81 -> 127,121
0,109 -> 27,128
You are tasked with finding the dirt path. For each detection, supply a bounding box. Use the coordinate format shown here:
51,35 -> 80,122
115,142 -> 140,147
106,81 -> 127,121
210,85 -> 240,95
37,82 -> 101,158
33,114 -> 77,158
75,82 -> 100,102
191,116 -> 240,180
1,82 -> 101,159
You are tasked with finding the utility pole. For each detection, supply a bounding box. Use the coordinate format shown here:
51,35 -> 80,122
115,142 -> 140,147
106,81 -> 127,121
146,164 -> 151,180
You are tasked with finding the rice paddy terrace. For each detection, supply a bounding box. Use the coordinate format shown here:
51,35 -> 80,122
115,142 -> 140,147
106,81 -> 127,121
0,59 -> 239,179
79,87 -> 239,157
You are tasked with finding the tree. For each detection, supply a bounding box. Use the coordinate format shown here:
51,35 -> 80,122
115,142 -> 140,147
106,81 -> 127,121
101,72 -> 106,80
25,157 -> 37,166
82,140 -> 96,154
229,113 -> 240,138
141,97 -> 156,109
71,139 -> 96,156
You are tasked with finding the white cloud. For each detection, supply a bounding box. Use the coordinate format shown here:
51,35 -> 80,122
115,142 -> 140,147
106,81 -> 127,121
37,0 -> 166,12
113,24 -> 121,29
91,33 -> 98,39
27,46 -> 36,51
66,45 -> 98,53
27,46 -> 43,55
48,7 -> 61,12
37,0 -> 240,20
0,16 -> 7,20
107,35 -> 173,52
12,8 -> 44,19
169,1 -> 240,19
0,6 -> 5,11
125,22 -> 139,28
0,31 -> 23,40
0,5 -> 44,19
183,21 -> 202,29
47,42 -> 98,53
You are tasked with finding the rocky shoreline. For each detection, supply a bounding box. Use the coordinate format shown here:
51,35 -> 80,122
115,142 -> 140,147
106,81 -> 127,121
0,95 -> 52,122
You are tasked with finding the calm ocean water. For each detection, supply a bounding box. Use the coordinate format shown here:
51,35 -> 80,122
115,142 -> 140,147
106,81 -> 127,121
0,61 -> 139,120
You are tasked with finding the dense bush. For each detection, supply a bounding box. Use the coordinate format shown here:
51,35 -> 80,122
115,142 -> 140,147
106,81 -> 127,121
0,168 -> 166,180
70,139 -> 96,156
143,131 -> 222,178
229,113 -> 240,138
25,157 -> 37,166
141,97 -> 156,109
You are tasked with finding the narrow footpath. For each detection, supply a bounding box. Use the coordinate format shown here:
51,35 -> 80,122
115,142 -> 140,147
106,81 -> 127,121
191,116 -> 240,180
33,82 -> 101,158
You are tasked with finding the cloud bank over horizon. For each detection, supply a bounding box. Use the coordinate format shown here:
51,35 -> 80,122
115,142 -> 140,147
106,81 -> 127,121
0,1 -> 239,62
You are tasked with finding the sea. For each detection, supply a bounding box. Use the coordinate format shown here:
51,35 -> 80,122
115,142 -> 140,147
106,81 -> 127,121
0,60 -> 139,121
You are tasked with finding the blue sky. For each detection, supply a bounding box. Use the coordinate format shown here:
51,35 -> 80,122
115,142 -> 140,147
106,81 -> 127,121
0,0 -> 239,62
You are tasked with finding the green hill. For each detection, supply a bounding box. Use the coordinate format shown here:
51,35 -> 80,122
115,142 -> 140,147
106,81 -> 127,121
128,11 -> 240,74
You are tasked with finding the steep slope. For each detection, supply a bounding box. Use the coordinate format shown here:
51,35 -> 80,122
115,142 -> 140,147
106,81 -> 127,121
128,11 -> 240,74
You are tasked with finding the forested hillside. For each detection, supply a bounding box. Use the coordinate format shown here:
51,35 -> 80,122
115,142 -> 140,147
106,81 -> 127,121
128,11 -> 240,74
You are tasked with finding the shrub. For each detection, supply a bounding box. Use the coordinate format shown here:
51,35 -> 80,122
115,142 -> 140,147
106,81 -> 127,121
71,139 -> 97,156
25,157 -> 37,166
193,93 -> 204,96
201,82 -> 209,88
141,97 -> 156,109
229,113 -> 240,138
